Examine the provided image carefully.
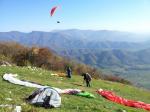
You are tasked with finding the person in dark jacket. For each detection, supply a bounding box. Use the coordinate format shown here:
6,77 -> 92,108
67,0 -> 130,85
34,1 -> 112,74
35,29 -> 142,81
66,67 -> 72,78
82,73 -> 92,87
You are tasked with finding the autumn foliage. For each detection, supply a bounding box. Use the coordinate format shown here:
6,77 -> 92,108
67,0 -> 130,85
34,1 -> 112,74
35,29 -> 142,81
0,42 -> 131,84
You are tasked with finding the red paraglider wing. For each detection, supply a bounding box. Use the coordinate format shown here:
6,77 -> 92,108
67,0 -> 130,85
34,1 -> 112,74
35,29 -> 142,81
50,6 -> 58,16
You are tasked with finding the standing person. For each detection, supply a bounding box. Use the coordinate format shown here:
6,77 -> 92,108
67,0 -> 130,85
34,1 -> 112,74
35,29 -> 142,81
82,73 -> 92,87
66,66 -> 72,78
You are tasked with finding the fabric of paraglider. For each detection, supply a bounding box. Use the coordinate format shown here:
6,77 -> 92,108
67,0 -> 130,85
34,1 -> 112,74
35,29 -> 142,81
97,89 -> 150,111
50,6 -> 57,16
76,91 -> 95,98
59,89 -> 81,94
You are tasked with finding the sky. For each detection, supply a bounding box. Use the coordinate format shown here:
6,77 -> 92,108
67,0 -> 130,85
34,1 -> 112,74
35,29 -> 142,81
0,0 -> 150,32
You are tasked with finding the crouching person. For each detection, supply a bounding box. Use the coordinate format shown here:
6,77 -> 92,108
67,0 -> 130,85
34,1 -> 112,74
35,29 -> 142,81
82,73 -> 92,87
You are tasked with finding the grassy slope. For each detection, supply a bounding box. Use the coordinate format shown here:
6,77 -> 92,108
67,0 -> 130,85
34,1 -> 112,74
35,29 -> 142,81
0,66 -> 150,112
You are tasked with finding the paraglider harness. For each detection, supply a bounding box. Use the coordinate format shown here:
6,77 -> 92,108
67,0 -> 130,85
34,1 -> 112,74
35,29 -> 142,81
42,93 -> 54,109
26,87 -> 58,109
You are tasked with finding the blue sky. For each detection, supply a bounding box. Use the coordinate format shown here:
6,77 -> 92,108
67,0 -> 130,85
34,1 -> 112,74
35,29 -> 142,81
0,0 -> 150,32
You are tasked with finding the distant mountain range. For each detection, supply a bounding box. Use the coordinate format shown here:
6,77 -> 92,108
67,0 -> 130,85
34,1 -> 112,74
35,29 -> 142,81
58,48 -> 150,68
0,29 -> 150,68
1,29 -> 150,89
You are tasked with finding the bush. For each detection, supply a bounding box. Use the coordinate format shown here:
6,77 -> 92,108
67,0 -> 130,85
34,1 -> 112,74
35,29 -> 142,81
101,74 -> 132,85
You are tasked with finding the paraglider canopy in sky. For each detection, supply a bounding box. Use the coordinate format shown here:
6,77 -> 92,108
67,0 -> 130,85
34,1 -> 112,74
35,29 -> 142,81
50,6 -> 60,23
50,6 -> 58,17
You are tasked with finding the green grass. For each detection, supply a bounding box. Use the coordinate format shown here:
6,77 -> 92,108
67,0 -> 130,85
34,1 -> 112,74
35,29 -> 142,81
0,66 -> 150,112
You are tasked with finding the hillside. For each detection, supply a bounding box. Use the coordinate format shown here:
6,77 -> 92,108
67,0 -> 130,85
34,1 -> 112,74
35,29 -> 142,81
1,30 -> 150,68
0,66 -> 150,112
59,49 -> 150,68
57,48 -> 150,90
0,42 -> 132,84
1,30 -> 150,89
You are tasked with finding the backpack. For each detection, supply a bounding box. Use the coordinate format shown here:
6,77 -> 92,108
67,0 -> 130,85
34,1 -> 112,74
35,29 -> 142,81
86,73 -> 92,81
26,87 -> 61,108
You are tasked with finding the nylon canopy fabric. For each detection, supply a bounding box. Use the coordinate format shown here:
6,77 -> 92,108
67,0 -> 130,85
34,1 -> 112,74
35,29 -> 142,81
76,91 -> 95,98
3,73 -> 47,88
3,74 -> 83,94
50,6 -> 58,16
97,89 -> 150,111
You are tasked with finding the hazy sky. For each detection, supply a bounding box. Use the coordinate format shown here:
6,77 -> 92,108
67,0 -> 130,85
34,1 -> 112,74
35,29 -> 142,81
0,0 -> 150,32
